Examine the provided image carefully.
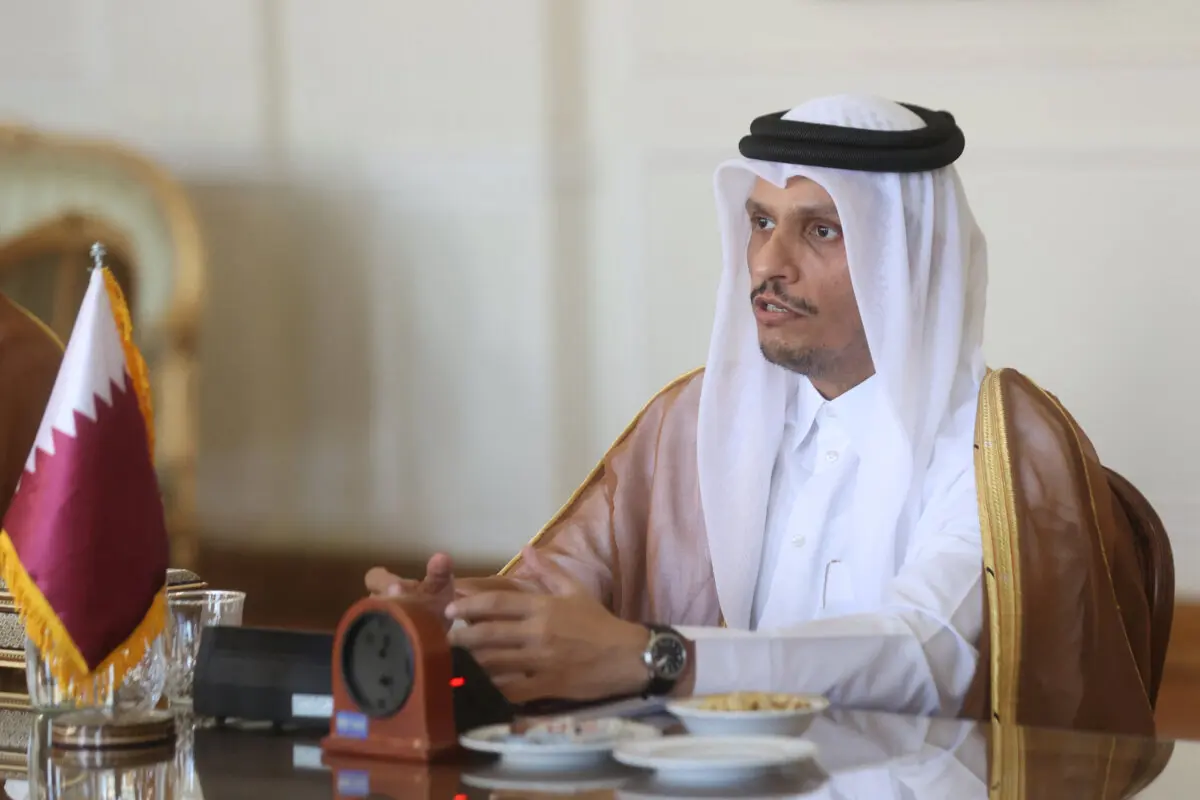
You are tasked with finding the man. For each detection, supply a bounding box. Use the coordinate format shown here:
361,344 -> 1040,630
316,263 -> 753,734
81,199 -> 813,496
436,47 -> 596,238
367,95 -> 1161,734
0,292 -> 61,518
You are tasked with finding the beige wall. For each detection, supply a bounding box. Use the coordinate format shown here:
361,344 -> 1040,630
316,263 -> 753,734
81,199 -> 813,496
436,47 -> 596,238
2,0 -> 1200,592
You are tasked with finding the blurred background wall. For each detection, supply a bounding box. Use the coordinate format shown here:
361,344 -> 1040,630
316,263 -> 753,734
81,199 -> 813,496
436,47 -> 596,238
1,1 -> 1198,598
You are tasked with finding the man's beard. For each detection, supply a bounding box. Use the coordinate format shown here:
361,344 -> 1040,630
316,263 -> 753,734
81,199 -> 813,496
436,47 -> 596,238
760,340 -> 836,376
751,279 -> 828,375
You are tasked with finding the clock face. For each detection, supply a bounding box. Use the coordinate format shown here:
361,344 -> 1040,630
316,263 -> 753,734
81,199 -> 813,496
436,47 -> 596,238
341,611 -> 416,718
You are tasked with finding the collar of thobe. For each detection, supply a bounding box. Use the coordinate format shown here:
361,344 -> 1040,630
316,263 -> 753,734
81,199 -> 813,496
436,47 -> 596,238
785,375 -> 880,454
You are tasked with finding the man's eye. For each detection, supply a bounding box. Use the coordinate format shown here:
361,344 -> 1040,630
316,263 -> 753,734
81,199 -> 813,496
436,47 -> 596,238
751,215 -> 775,231
813,224 -> 841,241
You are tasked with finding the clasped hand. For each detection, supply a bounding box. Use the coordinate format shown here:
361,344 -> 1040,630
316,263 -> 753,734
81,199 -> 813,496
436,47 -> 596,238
363,553 -> 524,628
364,547 -> 650,703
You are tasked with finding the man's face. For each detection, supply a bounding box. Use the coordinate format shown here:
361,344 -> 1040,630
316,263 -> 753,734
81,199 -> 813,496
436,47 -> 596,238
745,176 -> 872,394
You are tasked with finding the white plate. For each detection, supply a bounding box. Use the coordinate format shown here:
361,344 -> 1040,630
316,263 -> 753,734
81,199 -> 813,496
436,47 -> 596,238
617,769 -> 823,799
613,735 -> 817,785
460,762 -> 636,793
460,720 -> 662,770
666,694 -> 829,737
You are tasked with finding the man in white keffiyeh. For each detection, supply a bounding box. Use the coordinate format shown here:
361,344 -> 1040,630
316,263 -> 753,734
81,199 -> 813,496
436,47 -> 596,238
366,94 -> 993,717
371,90 -> 1164,736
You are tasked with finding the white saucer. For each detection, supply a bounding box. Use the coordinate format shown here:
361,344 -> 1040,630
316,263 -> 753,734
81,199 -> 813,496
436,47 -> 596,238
460,762 -> 636,793
613,735 -> 817,785
460,720 -> 661,770
617,769 -> 823,800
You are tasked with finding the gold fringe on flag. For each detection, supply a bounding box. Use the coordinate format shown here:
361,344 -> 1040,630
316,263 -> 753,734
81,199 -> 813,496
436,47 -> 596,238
0,541 -> 167,704
0,267 -> 166,703
103,268 -> 155,457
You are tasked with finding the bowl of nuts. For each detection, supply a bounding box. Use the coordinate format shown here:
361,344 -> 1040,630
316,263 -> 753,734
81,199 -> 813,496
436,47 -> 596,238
666,691 -> 829,737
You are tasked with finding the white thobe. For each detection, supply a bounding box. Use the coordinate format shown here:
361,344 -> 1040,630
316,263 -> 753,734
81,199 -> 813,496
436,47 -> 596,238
677,375 -> 985,716
750,375 -> 875,630
805,711 -> 987,799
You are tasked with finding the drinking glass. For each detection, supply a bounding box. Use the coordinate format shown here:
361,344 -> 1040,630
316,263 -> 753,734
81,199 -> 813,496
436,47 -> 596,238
163,590 -> 245,708
25,634 -> 165,714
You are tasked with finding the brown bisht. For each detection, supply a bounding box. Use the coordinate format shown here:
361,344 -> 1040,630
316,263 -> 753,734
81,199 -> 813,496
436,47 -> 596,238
986,717 -> 1174,799
500,367 -> 1166,736
0,293 -> 62,519
964,368 -> 1167,737
500,370 -> 720,627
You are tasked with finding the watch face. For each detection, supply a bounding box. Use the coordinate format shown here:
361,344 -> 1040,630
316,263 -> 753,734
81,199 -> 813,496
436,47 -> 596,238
341,611 -> 416,718
649,633 -> 687,680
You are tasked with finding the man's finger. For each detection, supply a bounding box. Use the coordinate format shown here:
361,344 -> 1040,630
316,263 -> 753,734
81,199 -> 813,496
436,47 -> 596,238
425,552 -> 454,580
448,620 -> 534,650
364,567 -> 395,594
454,577 -> 538,597
446,591 -> 540,622
364,567 -> 409,596
421,553 -> 455,593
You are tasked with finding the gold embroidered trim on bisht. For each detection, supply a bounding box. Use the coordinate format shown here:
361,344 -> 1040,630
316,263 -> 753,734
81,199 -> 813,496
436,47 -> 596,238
988,719 -> 1026,800
975,369 -> 1022,726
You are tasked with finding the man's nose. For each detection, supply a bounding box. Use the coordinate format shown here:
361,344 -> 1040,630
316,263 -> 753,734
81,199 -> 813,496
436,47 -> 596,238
748,235 -> 800,286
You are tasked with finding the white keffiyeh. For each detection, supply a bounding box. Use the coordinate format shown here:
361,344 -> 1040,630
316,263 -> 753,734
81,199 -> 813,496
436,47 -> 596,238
696,94 -> 988,630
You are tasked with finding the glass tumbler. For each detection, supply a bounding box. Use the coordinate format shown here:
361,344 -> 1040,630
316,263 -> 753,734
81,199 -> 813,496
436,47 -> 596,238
45,710 -> 177,800
163,590 -> 245,708
26,634 -> 165,714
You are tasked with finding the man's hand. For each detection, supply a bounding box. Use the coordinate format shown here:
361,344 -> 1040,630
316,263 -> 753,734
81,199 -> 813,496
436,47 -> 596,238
445,547 -> 650,704
365,556 -> 536,599
364,553 -> 457,629
364,552 -> 454,597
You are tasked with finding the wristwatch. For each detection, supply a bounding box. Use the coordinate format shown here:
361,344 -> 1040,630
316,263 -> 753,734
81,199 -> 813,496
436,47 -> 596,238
641,625 -> 688,696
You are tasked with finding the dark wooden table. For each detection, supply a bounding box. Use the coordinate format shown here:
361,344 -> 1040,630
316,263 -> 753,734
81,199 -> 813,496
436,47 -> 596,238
0,707 -> 1189,798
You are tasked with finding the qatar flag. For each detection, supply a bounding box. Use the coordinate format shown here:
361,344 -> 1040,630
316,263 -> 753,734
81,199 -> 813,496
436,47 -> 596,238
0,264 -> 168,693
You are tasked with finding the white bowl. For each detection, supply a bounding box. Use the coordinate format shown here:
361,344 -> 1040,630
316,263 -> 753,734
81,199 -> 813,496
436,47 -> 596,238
666,694 -> 829,737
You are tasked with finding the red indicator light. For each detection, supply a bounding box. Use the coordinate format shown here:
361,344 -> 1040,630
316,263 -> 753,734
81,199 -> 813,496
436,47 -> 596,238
449,677 -> 465,688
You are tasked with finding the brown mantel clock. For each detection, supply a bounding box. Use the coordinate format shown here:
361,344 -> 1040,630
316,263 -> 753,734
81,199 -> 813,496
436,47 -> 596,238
321,597 -> 458,762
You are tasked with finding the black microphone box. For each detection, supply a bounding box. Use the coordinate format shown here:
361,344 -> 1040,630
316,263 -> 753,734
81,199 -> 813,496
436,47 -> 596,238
192,625 -> 514,732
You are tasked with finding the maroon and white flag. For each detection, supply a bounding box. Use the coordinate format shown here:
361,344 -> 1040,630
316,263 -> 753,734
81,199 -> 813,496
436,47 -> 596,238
0,262 -> 168,694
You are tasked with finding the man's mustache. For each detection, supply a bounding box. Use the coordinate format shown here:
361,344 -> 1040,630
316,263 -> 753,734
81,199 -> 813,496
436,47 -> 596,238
750,281 -> 818,316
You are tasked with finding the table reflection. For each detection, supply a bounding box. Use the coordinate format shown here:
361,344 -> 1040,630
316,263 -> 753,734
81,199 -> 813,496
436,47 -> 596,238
0,705 -> 1179,799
